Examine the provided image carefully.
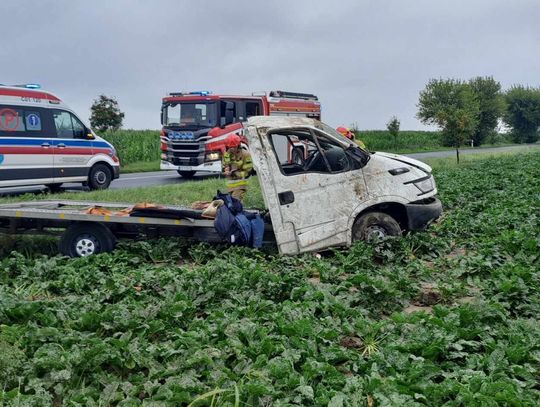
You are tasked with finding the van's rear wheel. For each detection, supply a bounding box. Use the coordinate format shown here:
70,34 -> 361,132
177,170 -> 196,179
352,212 -> 402,243
59,223 -> 116,257
88,164 -> 112,190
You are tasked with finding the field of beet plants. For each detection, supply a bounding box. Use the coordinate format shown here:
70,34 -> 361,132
1,151 -> 540,406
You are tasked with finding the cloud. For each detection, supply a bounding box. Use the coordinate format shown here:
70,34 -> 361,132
1,0 -> 539,130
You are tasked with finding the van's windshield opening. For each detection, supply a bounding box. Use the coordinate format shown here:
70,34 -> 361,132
315,121 -> 370,154
162,102 -> 217,128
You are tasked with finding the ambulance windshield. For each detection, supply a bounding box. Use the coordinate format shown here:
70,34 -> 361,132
163,102 -> 217,128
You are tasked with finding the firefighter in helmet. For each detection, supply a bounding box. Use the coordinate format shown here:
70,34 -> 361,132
337,126 -> 366,149
222,134 -> 253,201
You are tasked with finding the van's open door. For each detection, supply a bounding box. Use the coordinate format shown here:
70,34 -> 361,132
245,123 -> 368,254
244,125 -> 300,254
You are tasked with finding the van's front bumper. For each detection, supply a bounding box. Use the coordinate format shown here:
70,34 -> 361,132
405,197 -> 443,230
113,165 -> 120,179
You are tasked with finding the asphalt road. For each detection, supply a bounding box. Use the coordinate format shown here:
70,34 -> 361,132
1,144 -> 539,197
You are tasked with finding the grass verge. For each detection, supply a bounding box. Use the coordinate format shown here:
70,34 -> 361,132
121,160 -> 160,174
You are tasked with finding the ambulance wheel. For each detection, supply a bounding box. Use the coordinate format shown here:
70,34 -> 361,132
47,183 -> 63,193
177,170 -> 196,179
59,223 -> 116,258
352,212 -> 402,243
88,164 -> 112,190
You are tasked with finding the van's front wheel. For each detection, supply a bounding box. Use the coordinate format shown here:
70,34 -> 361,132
88,164 -> 112,190
352,212 -> 402,243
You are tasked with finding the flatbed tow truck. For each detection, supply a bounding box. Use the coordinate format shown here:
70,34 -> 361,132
0,117 -> 442,257
0,200 -> 271,257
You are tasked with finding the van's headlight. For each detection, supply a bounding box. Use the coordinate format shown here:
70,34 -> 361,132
414,177 -> 434,193
205,152 -> 221,161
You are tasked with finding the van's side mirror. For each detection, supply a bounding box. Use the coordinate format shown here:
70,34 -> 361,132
86,132 -> 95,140
346,145 -> 370,168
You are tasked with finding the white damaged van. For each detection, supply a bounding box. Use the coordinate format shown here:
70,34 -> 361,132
245,116 -> 442,254
0,84 -> 119,191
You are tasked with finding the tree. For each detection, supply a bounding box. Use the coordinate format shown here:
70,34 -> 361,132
468,76 -> 504,146
503,86 -> 540,143
386,116 -> 400,149
89,95 -> 125,133
417,78 -> 479,163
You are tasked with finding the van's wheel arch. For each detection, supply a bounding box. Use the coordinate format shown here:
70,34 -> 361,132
59,222 -> 116,257
88,163 -> 113,190
352,211 -> 402,242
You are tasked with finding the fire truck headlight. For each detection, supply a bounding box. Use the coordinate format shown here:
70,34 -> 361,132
205,152 -> 221,161
160,153 -> 167,160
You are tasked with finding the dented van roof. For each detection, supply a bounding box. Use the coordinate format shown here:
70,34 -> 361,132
246,116 -> 320,129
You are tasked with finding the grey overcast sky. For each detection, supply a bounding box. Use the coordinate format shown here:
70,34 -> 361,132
1,0 -> 539,130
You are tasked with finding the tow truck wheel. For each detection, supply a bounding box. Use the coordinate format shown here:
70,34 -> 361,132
177,170 -> 196,179
59,223 -> 116,258
88,163 -> 112,190
352,212 -> 402,243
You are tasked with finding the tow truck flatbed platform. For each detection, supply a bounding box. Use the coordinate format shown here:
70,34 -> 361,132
0,200 -> 272,257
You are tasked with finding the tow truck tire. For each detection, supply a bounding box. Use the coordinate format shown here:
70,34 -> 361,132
47,183 -> 63,193
177,170 -> 196,179
352,211 -> 402,243
88,163 -> 112,190
59,223 -> 116,258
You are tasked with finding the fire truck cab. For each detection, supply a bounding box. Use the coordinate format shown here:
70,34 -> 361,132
159,90 -> 321,178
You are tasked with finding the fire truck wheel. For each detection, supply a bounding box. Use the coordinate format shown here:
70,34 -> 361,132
88,163 -> 112,190
352,212 -> 402,243
177,170 -> 196,179
59,223 -> 116,258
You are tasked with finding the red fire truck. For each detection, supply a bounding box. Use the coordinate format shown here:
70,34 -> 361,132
160,90 -> 321,178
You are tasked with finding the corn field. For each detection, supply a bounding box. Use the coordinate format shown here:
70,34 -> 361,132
100,130 -> 161,164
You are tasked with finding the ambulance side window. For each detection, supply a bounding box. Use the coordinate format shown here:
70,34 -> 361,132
53,110 -> 86,139
0,106 -> 25,135
0,105 -> 48,137
71,115 -> 85,138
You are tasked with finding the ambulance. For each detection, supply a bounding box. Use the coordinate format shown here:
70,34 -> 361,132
0,84 -> 119,191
